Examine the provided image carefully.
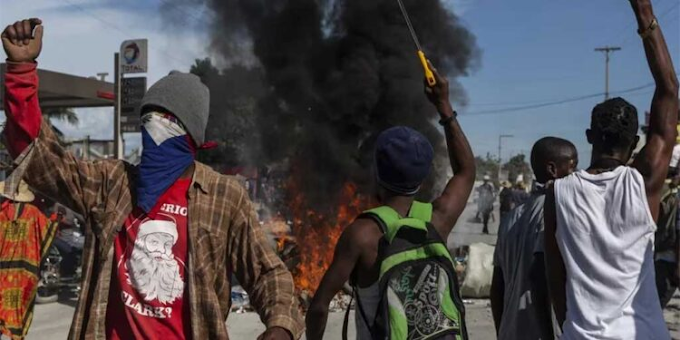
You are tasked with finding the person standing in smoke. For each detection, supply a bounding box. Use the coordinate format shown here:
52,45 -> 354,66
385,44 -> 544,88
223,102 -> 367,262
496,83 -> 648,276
498,181 -> 515,225
1,18 -> 302,340
306,62 -> 475,339
544,0 -> 678,338
477,175 -> 495,234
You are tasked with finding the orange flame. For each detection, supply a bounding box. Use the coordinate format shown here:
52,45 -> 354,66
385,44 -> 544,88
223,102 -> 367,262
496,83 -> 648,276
288,181 -> 373,294
262,218 -> 291,253
276,237 -> 287,253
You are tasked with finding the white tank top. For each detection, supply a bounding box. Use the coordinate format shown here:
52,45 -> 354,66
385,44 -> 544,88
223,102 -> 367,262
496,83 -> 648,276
355,283 -> 380,340
554,167 -> 670,340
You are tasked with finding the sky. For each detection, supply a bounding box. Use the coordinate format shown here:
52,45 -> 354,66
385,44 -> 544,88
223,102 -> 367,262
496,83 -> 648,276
0,0 -> 679,166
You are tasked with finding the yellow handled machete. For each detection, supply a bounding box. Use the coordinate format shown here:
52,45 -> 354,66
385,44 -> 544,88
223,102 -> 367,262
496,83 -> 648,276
396,0 -> 436,86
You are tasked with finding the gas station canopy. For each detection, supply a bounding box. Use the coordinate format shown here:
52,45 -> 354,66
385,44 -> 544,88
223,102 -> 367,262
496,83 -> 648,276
0,63 -> 114,110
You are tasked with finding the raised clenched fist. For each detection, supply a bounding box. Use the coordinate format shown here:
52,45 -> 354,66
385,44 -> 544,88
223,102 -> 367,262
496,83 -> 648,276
1,18 -> 44,63
424,60 -> 451,112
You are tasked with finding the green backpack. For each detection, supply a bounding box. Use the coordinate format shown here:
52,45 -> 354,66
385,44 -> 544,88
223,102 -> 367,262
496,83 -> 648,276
351,201 -> 468,340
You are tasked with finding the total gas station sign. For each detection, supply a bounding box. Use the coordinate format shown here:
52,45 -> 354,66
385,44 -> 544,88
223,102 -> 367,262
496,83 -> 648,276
120,39 -> 148,74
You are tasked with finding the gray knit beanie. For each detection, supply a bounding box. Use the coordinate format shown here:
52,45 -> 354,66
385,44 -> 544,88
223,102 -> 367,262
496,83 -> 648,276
140,71 -> 210,146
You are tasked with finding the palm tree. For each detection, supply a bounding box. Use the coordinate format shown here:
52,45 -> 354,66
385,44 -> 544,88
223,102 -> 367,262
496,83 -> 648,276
43,107 -> 78,125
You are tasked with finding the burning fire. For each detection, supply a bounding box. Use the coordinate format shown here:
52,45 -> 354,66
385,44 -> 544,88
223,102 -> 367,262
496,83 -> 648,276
260,178 -> 374,295
265,218 -> 291,253
287,181 -> 373,294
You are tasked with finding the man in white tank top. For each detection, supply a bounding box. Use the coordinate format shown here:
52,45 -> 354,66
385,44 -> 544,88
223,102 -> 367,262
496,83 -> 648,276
544,1 -> 679,339
305,64 -> 476,339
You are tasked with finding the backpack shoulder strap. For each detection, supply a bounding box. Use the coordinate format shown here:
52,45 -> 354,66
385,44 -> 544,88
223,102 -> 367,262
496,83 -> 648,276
342,293 -> 354,340
364,206 -> 401,226
362,205 -> 430,243
408,201 -> 433,222
343,286 -> 379,340
361,206 -> 400,237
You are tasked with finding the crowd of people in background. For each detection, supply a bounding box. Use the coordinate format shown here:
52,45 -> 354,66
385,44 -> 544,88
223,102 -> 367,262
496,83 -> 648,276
475,175 -> 530,234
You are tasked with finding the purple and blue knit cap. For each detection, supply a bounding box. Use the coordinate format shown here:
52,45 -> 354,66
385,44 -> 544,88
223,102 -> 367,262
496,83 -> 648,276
375,126 -> 434,196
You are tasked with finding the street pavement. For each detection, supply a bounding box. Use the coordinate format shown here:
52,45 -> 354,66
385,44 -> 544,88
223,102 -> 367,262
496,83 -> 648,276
27,300 -> 496,340
24,286 -> 680,340
448,200 -> 500,251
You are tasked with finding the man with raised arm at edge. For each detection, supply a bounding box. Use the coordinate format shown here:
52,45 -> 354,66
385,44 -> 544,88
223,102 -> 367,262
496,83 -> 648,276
305,62 -> 475,339
1,18 -> 302,340
544,0 -> 679,339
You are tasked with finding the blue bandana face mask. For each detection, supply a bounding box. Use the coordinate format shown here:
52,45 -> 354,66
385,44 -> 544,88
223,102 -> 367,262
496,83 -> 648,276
137,112 -> 195,213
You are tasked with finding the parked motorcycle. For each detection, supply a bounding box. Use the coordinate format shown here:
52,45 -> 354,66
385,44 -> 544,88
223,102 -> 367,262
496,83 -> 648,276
36,221 -> 84,304
36,246 -> 62,304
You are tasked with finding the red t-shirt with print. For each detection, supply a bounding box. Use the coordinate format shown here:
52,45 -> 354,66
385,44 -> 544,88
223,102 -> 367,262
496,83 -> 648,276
105,179 -> 191,340
1,63 -> 192,339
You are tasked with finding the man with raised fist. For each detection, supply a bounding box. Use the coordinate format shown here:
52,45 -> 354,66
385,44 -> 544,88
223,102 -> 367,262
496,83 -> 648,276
544,0 -> 679,338
2,18 -> 302,340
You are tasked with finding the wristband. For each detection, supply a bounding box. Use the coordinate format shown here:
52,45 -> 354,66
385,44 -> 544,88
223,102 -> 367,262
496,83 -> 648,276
638,18 -> 658,39
438,111 -> 457,126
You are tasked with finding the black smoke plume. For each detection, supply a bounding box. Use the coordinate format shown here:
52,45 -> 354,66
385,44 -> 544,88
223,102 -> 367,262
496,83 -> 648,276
165,0 -> 479,208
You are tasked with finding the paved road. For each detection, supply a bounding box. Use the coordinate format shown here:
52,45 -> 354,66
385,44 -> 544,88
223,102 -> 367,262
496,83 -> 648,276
27,298 -> 496,339
447,201 -> 500,251
28,292 -> 680,340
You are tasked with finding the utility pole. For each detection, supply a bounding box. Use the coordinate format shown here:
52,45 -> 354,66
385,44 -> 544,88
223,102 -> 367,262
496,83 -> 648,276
114,53 -> 122,160
595,46 -> 621,101
84,135 -> 90,160
498,134 -> 514,182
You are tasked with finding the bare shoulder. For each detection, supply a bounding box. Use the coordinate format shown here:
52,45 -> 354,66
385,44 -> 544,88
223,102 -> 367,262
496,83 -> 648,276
340,217 -> 383,250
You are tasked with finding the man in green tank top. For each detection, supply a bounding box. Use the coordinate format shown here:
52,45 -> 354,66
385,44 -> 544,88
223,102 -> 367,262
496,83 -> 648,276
305,62 -> 476,339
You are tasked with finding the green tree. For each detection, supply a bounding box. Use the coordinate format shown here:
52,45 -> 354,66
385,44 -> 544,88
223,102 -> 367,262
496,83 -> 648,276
475,153 -> 500,182
503,154 -> 532,184
43,107 -> 78,125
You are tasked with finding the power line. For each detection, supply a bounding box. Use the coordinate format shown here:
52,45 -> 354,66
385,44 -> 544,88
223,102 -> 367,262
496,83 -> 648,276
465,3 -> 678,110
622,89 -> 655,99
61,0 -> 131,39
60,0 -> 198,69
461,82 -> 654,116
658,2 -> 679,21
604,0 -> 669,46
663,5 -> 680,25
155,0 -> 217,23
464,63 -> 680,115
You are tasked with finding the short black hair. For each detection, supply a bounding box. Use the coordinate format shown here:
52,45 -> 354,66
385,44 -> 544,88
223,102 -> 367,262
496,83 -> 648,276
590,97 -> 639,152
531,137 -> 577,184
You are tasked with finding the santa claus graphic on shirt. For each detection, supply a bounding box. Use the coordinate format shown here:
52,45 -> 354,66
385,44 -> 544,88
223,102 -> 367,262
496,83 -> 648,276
125,215 -> 184,304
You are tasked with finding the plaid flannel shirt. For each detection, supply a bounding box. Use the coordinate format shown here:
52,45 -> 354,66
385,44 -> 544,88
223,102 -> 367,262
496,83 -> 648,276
4,120 -> 303,339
